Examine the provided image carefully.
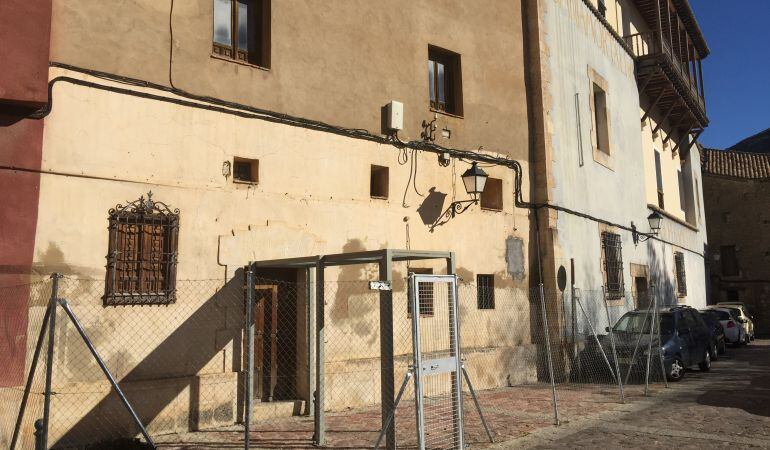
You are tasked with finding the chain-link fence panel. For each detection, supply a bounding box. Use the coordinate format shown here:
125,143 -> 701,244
0,280 -> 53,450
2,273 -> 678,449
546,288 -> 668,425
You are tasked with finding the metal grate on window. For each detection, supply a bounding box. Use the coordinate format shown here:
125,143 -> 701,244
476,274 -> 495,309
104,192 -> 179,306
602,232 -> 624,299
674,252 -> 687,296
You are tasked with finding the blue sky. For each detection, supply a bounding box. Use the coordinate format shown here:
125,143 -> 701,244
690,1 -> 770,149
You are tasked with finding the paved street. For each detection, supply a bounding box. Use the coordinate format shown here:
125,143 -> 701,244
496,340 -> 770,449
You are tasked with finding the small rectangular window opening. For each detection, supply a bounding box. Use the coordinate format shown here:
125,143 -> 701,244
428,46 -> 463,116
234,158 -> 259,183
592,83 -> 610,154
477,274 -> 495,309
480,177 -> 503,211
370,165 -> 389,199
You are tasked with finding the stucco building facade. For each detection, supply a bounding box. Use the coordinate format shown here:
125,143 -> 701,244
703,149 -> 770,336
0,0 -> 714,447
526,0 -> 710,329
1,1 -> 538,446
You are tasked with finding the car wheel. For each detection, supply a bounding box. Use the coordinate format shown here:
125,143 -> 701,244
719,339 -> 726,355
668,358 -> 685,381
710,342 -> 719,361
699,349 -> 711,371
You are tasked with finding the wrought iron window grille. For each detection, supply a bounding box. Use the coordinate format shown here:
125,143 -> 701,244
674,252 -> 687,296
104,191 -> 180,306
602,231 -> 625,300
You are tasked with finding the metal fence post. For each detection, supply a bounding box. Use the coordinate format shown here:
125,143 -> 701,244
313,261 -> 326,446
644,290 -> 658,396
10,297 -> 53,450
41,273 -> 61,450
306,267 -> 316,416
34,419 -> 45,450
654,285 -> 669,389
602,288 -> 625,403
245,266 -> 254,449
538,284 -> 560,426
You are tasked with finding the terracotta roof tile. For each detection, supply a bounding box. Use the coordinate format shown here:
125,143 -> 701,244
703,149 -> 770,180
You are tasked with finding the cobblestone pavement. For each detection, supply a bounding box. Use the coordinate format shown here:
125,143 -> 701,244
498,339 -> 770,449
154,341 -> 769,449
155,382 -> 642,449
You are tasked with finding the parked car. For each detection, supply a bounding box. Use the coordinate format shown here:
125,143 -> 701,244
607,306 -> 712,382
698,309 -> 727,358
706,306 -> 748,345
716,302 -> 755,340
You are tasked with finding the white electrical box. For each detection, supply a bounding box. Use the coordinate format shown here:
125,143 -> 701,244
386,100 -> 404,131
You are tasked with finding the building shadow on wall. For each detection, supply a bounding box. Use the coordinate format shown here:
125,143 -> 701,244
647,241 -> 677,307
55,269 -> 248,447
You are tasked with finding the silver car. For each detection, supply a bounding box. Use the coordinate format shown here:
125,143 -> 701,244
717,302 -> 755,341
707,307 -> 749,345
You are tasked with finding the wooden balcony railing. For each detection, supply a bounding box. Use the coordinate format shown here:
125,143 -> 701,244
624,30 -> 705,113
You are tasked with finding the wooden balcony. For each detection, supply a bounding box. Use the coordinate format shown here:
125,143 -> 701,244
625,30 -> 708,132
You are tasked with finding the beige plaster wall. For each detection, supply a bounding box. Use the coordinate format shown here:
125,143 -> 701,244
2,67 -> 536,446
50,0 -> 529,159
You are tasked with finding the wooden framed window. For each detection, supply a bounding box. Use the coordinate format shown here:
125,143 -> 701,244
213,0 -> 271,68
476,274 -> 495,309
677,170 -> 686,213
654,150 -> 664,209
408,268 -> 434,317
104,192 -> 179,306
428,46 -> 463,116
592,82 -> 610,154
602,231 -> 624,300
674,252 -> 687,297
480,177 -> 503,211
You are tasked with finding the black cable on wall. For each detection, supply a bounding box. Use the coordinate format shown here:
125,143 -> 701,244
21,62 -> 705,258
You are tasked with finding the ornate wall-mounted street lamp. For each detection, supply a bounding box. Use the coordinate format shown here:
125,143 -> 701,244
430,162 -> 488,231
632,211 -> 663,245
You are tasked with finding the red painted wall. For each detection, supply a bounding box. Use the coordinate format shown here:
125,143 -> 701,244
0,0 -> 52,106
0,0 -> 51,387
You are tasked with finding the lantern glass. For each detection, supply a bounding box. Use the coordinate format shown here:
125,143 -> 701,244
461,162 -> 488,197
647,211 -> 662,233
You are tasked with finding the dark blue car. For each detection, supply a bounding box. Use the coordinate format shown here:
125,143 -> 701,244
610,306 -> 712,381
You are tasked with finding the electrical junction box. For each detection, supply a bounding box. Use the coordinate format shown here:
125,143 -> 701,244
386,101 -> 404,131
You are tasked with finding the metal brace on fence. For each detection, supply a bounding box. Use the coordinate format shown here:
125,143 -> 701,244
538,283 -> 560,426
601,287 -> 625,403
11,273 -> 156,450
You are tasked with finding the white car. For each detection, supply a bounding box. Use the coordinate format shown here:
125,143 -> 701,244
707,307 -> 749,345
716,302 -> 755,340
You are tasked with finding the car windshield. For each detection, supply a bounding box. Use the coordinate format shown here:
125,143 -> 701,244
613,312 -> 673,335
707,310 -> 730,320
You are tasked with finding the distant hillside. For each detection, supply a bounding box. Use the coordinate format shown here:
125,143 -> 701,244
728,128 -> 770,154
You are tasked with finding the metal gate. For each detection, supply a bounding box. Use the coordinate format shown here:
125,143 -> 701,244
410,274 -> 464,450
